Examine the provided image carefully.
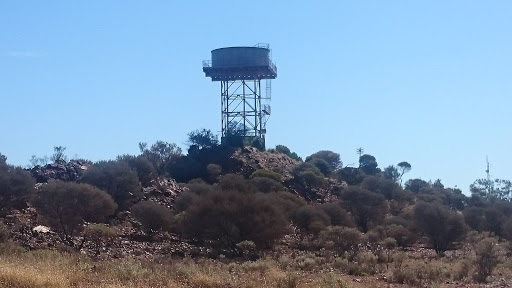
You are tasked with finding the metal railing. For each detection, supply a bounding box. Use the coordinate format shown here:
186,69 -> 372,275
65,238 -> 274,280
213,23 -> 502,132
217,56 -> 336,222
203,58 -> 276,73
255,43 -> 269,49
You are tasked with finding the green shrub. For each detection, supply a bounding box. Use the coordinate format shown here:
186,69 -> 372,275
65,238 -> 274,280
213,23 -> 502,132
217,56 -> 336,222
0,222 -> 10,243
84,223 -> 118,256
292,205 -> 330,235
413,201 -> 466,255
292,162 -> 327,189
250,177 -> 284,193
305,150 -> 342,172
139,140 -> 182,176
33,181 -> 117,245
81,160 -> 142,209
131,201 -> 173,239
473,237 -> 502,283
273,145 -> 302,162
0,156 -> 35,215
317,226 -> 363,261
117,154 -> 157,187
339,186 -> 387,232
179,186 -> 289,249
250,169 -> 281,182
318,202 -> 354,227
266,191 -> 306,219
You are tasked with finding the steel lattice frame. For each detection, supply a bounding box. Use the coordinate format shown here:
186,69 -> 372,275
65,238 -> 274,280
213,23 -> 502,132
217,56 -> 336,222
221,80 -> 267,139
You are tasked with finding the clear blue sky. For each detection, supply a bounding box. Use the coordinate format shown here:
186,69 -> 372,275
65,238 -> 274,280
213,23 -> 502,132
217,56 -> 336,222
1,1 -> 511,193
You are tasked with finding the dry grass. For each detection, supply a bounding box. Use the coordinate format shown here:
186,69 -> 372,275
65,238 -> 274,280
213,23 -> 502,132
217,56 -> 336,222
1,240 -> 511,288
0,246 -> 355,288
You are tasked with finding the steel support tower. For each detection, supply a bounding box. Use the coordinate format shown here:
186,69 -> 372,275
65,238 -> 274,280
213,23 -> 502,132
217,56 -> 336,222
203,44 -> 277,148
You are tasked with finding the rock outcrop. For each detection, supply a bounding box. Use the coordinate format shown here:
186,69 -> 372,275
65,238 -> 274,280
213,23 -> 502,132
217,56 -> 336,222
30,159 -> 90,183
229,146 -> 299,180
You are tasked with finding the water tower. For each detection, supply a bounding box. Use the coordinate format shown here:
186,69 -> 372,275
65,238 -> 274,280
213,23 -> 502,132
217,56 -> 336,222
203,44 -> 277,149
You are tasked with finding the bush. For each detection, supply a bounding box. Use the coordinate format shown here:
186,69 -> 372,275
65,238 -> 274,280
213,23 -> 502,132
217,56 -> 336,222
179,186 -> 289,249
317,226 -> 364,261
131,201 -> 173,239
0,157 -> 35,215
250,177 -> 284,193
318,202 -> 354,227
463,206 -> 485,232
473,237 -> 502,283
273,145 -> 302,161
292,205 -> 330,235
0,222 -> 10,243
307,158 -> 333,177
502,218 -> 512,241
83,223 -> 118,256
217,174 -> 257,194
250,169 -> 281,182
339,186 -> 387,232
33,181 -> 117,245
81,160 -> 142,209
266,191 -> 306,219
206,163 -> 222,183
117,154 -> 157,187
187,128 -> 219,150
292,163 -> 327,189
360,176 -> 402,200
305,150 -> 342,172
383,224 -> 413,248
413,201 -> 466,255
168,157 -> 205,183
139,140 -> 182,176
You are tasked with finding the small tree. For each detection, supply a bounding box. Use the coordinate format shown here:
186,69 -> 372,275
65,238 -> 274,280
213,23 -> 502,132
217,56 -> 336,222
318,226 -> 364,261
292,162 -> 327,189
117,154 -> 157,187
473,237 -> 502,283
340,187 -> 387,232
29,155 -> 49,167
0,156 -> 35,215
273,145 -> 302,161
305,150 -> 342,171
404,178 -> 430,193
250,169 -> 282,182
396,161 -> 411,185
361,175 -> 402,200
359,154 -> 379,175
80,160 -> 142,209
139,141 -> 182,176
180,187 -> 289,249
337,167 -> 365,185
383,165 -> 400,183
83,224 -> 118,256
187,128 -> 219,150
413,201 -> 466,255
292,205 -> 331,235
50,146 -> 67,162
318,202 -> 354,227
131,201 -> 173,240
470,178 -> 512,201
33,181 -> 117,246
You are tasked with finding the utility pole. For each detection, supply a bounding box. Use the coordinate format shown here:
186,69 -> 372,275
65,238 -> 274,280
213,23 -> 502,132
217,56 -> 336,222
486,156 -> 491,194
356,147 -> 364,167
357,147 -> 364,158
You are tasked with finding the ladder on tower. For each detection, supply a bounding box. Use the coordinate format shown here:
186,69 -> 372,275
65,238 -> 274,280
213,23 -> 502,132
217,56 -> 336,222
266,79 -> 272,100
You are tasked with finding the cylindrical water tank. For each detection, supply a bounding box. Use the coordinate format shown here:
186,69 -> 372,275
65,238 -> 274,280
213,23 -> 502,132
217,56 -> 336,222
211,47 -> 270,68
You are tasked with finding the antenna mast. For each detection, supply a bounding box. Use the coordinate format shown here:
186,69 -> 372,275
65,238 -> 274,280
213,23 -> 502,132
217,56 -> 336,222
486,156 -> 491,194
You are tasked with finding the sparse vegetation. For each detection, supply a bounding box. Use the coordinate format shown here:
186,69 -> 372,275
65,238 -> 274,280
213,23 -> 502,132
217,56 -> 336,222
32,181 -> 117,246
1,137 -> 512,287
